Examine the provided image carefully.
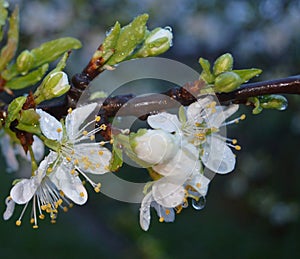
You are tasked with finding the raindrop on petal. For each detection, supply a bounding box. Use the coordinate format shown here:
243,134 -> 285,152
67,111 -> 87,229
192,196 -> 206,210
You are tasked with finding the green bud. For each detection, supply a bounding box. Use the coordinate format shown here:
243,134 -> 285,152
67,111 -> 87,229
213,53 -> 233,76
34,71 -> 70,104
259,95 -> 288,111
16,109 -> 41,134
132,27 -> 173,58
6,96 -> 26,127
199,57 -> 214,84
16,50 -> 35,74
214,71 -> 242,93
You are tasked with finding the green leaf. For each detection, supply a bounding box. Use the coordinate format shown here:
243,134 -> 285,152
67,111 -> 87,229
3,37 -> 81,80
107,14 -> 148,65
5,64 -> 49,90
6,96 -> 26,127
0,0 -> 8,41
232,68 -> 262,83
0,6 -> 18,71
213,53 -> 233,76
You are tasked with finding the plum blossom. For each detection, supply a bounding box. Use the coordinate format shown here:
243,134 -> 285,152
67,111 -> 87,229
36,103 -> 112,193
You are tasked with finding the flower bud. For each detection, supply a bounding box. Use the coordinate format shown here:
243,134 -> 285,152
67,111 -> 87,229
132,129 -> 179,165
214,71 -> 242,93
133,27 -> 173,58
34,72 -> 70,104
213,53 -> 233,76
16,50 -> 34,75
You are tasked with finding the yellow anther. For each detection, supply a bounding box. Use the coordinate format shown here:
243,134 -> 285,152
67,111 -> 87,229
30,218 -> 35,224
95,163 -> 100,168
69,203 -> 74,208
47,167 -> 53,173
59,190 -> 65,197
63,207 -> 68,212
159,217 -> 164,223
100,124 -> 107,130
232,139 -> 238,144
83,130 -> 88,136
67,108 -> 73,114
39,214 -> 45,220
196,183 -> 202,188
104,165 -> 110,171
16,220 -> 22,226
195,133 -> 206,140
70,168 -> 76,175
98,150 -> 104,156
51,219 -> 56,224
90,135 -> 95,141
32,225 -> 39,229
240,114 -> 246,120
99,141 -> 106,146
80,192 -> 85,197
41,205 -> 47,210
71,150 -> 75,155
94,183 -> 101,193
66,157 -> 72,162
82,180 -> 86,185
56,128 -> 62,133
235,145 -> 241,151
95,116 -> 101,122
109,139 -> 114,144
176,205 -> 183,214
74,159 -> 79,165
165,209 -> 171,215
195,122 -> 201,127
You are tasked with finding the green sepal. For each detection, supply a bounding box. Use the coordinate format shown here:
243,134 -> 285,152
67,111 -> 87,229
5,64 -> 48,90
3,37 -> 81,80
199,57 -> 214,84
107,14 -> 148,65
247,97 -> 263,114
5,96 -> 26,127
232,68 -> 262,83
0,6 -> 18,71
178,105 -> 186,124
109,143 -> 123,172
16,109 -> 40,134
213,53 -> 233,76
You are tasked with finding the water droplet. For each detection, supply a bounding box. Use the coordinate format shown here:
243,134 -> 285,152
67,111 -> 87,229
277,101 -> 288,111
192,196 -> 206,210
164,26 -> 172,32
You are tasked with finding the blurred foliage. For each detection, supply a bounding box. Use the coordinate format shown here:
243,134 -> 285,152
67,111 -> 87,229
1,0 -> 300,258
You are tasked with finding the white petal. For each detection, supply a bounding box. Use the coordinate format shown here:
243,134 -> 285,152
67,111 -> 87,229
0,134 -> 19,172
208,104 -> 239,128
65,103 -> 98,140
133,129 -> 179,165
187,97 -> 213,123
187,173 -> 210,196
201,136 -> 236,174
49,162 -> 88,205
147,112 -> 181,132
3,197 -> 15,220
10,178 -> 38,204
139,192 -> 153,231
152,202 -> 175,223
153,146 -> 200,178
152,179 -> 185,208
36,109 -> 63,141
74,143 -> 112,174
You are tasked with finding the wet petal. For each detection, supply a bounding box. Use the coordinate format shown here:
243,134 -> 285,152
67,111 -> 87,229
10,178 -> 38,204
152,180 -> 185,208
187,97 -> 213,123
152,202 -> 175,223
147,112 -> 181,132
201,136 -> 235,174
36,109 -> 63,141
65,103 -> 98,140
208,104 -> 239,128
3,197 -> 15,220
139,192 -> 153,231
74,143 -> 112,174
187,173 -> 210,197
49,162 -> 88,205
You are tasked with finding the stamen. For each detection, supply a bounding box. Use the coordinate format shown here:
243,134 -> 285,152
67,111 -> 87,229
67,108 -> 73,114
95,116 -> 101,122
159,217 -> 164,222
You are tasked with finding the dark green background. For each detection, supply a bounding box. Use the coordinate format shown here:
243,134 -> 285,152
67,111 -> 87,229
1,0 -> 300,258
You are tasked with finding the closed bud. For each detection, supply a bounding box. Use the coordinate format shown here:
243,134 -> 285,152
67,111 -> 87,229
16,50 -> 34,75
131,129 -> 179,165
34,72 -> 70,104
214,71 -> 242,93
213,53 -> 233,76
134,27 -> 173,58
